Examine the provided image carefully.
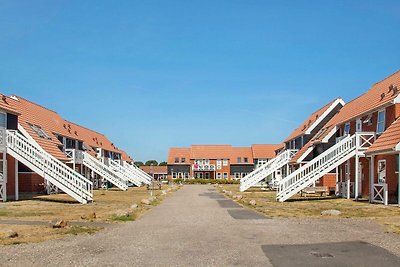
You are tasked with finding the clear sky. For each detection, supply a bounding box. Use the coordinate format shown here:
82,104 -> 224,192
0,1 -> 399,162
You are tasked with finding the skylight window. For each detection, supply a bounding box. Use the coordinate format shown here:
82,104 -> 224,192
28,123 -> 51,139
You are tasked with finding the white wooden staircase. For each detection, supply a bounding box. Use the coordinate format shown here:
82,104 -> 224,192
240,149 -> 298,192
123,162 -> 152,185
82,152 -> 128,190
108,159 -> 142,187
276,132 -> 375,202
6,130 -> 93,204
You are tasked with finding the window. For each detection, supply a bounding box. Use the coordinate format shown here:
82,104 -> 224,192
178,172 -> 183,178
223,159 -> 228,166
237,157 -> 242,163
216,172 -> 222,179
356,119 -> 362,132
377,110 -> 386,134
175,157 -> 179,163
234,173 -> 240,179
223,173 -> 228,180
344,123 -> 351,135
0,112 -> 6,128
181,157 -> 186,163
244,157 -> 248,163
28,123 -> 51,139
66,138 -> 76,149
363,114 -> 373,126
172,172 -> 177,179
184,172 -> 189,179
378,160 -> 386,183
216,159 -> 222,170
204,159 -> 210,164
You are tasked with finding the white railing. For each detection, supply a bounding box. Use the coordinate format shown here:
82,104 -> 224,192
0,173 -> 5,202
337,181 -> 355,199
65,148 -> 84,164
109,159 -> 142,187
371,183 -> 388,205
82,152 -> 128,190
277,132 -> 375,202
192,164 -> 216,171
6,130 -> 93,204
240,149 -> 298,192
123,162 -> 152,185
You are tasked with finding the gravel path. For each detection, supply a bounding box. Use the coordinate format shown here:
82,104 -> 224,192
0,185 -> 399,266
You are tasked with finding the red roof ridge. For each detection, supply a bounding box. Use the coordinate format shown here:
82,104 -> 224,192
11,95 -> 60,115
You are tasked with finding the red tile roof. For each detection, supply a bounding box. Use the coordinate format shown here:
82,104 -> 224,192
251,144 -> 283,159
312,70 -> 400,144
6,94 -> 134,162
284,98 -> 344,143
366,117 -> 400,154
140,165 -> 167,174
190,145 -> 232,159
167,148 -> 191,164
230,147 -> 254,164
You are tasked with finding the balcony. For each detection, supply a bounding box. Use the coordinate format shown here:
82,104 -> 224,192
192,164 -> 216,171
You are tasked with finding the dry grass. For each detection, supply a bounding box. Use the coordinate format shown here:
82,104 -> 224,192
217,184 -> 400,234
0,185 -> 180,245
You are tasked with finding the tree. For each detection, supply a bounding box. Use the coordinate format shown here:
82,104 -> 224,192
145,160 -> 158,166
134,161 -> 144,167
158,161 -> 167,166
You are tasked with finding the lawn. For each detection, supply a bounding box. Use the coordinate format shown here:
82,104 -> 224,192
217,184 -> 400,234
0,185 -> 180,245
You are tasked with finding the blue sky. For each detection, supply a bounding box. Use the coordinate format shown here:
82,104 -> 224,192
0,1 -> 399,162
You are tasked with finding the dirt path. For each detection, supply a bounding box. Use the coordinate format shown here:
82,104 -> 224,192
0,185 -> 399,266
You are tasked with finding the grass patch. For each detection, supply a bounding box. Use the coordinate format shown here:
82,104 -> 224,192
62,226 -> 101,235
218,184 -> 400,234
0,185 -> 180,245
112,213 -> 137,222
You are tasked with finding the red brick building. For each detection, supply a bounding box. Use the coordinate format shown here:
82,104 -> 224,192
167,144 -> 282,180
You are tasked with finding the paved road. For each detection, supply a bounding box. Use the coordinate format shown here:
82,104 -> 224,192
1,185 -> 400,266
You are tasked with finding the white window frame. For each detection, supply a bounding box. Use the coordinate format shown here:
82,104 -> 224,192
223,159 -> 228,166
172,172 -> 177,179
378,160 -> 386,184
356,118 -> 362,132
0,111 -> 6,129
216,172 -> 222,179
344,122 -> 351,135
377,109 -> 386,134
216,159 -> 222,170
223,172 -> 228,180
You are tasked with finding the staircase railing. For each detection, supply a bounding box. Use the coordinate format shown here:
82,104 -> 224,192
108,159 -> 142,187
277,132 -> 375,202
240,149 -> 298,192
81,152 -> 128,190
123,162 -> 152,185
6,130 -> 93,204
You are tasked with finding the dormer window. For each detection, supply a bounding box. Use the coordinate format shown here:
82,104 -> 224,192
28,123 -> 51,139
175,157 -> 179,163
377,110 -> 386,134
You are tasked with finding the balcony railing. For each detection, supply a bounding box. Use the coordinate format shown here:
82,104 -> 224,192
192,164 -> 216,171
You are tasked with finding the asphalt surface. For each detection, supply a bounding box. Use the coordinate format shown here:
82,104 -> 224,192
0,185 -> 399,266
